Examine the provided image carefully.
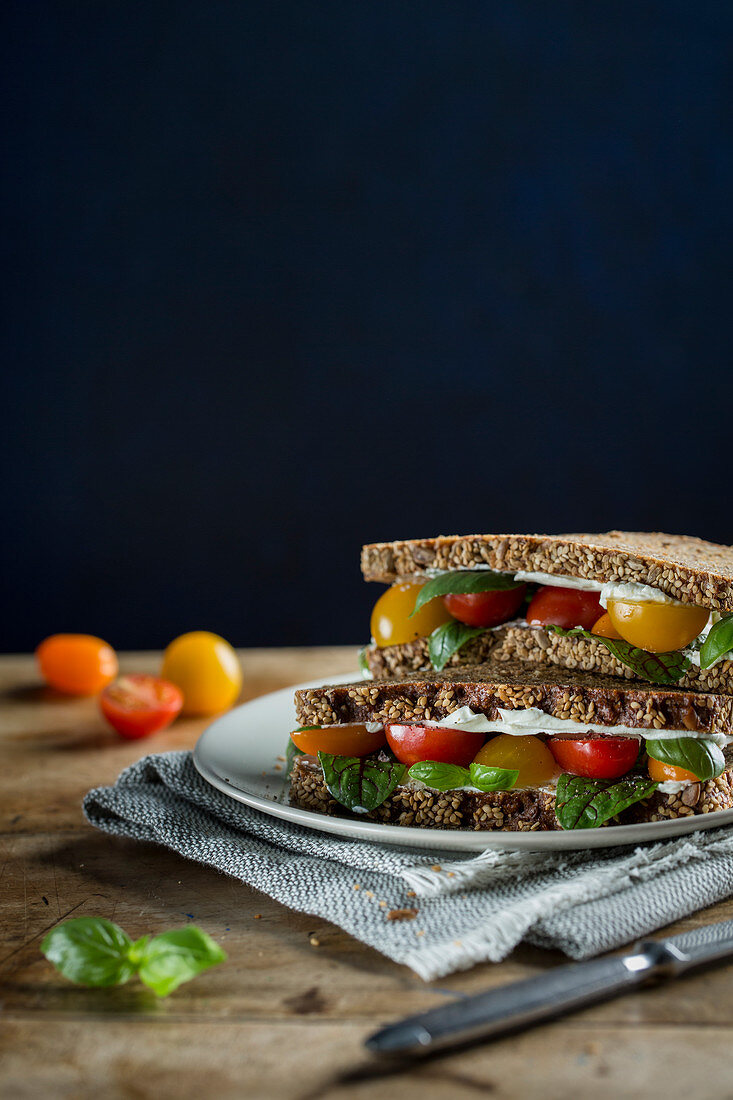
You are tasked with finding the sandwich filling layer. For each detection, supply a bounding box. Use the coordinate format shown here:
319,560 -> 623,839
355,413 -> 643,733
365,565 -> 733,685
290,666 -> 733,830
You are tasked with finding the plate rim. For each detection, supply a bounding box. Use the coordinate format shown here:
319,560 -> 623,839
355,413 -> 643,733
192,672 -> 733,852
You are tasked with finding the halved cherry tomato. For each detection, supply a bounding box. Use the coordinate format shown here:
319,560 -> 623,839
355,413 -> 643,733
443,585 -> 527,628
472,734 -> 557,787
36,634 -> 118,695
385,724 -> 485,767
526,586 -> 603,630
548,737 -> 639,779
370,583 -> 453,648
591,612 -> 623,640
290,725 -> 386,757
100,674 -> 183,739
647,757 -> 698,784
606,601 -> 709,653
161,631 -> 242,714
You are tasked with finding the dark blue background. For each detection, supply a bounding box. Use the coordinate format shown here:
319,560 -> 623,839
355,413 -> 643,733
3,2 -> 732,652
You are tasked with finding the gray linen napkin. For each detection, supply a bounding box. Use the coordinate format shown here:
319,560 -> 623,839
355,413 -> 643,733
83,751 -> 733,980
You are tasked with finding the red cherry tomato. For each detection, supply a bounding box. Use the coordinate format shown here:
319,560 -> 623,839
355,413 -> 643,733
385,724 -> 485,767
526,586 -> 604,630
100,674 -> 184,740
442,584 -> 527,628
548,737 -> 639,779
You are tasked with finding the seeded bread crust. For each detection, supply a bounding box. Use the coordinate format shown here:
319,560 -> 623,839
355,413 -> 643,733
295,659 -> 733,734
360,531 -> 733,611
364,631 -> 502,678
289,756 -> 733,832
495,625 -> 733,695
363,626 -> 733,694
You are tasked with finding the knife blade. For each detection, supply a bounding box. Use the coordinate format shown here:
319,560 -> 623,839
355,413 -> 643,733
365,918 -> 733,1055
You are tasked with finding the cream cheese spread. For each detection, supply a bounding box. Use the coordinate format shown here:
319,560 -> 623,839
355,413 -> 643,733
426,566 -> 681,607
656,780 -> 691,795
428,705 -> 733,747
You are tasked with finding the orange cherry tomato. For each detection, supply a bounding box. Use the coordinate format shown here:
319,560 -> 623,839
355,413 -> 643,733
591,612 -> 623,640
648,757 -> 699,784
100,674 -> 183,740
472,734 -> 558,787
370,582 -> 453,648
36,634 -> 118,695
606,600 -> 709,653
291,725 -> 386,757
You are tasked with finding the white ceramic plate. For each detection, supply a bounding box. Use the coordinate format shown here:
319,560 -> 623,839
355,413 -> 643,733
193,673 -> 733,852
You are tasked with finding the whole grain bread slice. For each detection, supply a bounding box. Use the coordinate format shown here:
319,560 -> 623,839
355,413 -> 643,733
295,658 -> 733,734
361,531 -> 733,611
362,626 -> 733,694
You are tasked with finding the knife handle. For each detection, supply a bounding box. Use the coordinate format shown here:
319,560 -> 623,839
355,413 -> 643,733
366,945 -> 681,1054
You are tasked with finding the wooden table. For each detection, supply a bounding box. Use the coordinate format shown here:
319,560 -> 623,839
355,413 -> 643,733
3,648 -> 733,1099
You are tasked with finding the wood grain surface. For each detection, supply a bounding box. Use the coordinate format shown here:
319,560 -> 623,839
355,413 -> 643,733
2,648 -> 733,1100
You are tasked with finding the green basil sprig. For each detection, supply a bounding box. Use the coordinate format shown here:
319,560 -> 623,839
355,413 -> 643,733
318,752 -> 405,813
546,625 -> 690,685
646,737 -> 725,781
699,615 -> 733,669
41,918 -> 226,997
285,736 -> 306,776
411,570 -> 522,616
407,760 -> 518,792
555,774 -> 658,830
428,621 -> 487,671
358,645 -> 371,677
407,761 -> 470,790
469,763 -> 519,791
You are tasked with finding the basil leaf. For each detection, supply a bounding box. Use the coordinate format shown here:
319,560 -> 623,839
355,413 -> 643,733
469,763 -> 519,791
406,761 -> 519,792
408,761 -> 470,790
646,737 -> 725,781
412,570 -> 521,615
428,621 -> 486,671
547,625 -> 690,685
699,615 -> 733,669
136,927 -> 227,997
358,646 -> 371,677
41,918 -> 136,988
555,774 -> 658,830
318,752 -> 405,813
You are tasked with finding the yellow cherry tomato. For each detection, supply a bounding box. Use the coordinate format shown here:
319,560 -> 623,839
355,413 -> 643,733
161,631 -> 242,714
591,612 -> 623,640
472,734 -> 558,788
606,600 -> 709,653
648,757 -> 699,784
36,633 -> 118,695
291,724 -> 386,757
370,582 -> 453,648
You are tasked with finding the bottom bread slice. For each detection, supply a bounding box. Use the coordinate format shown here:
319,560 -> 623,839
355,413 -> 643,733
289,755 -> 733,832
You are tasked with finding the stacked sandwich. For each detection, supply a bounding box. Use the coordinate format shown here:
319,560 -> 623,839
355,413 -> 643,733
289,532 -> 733,831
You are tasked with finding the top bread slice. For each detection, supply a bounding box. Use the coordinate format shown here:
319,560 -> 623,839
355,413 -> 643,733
360,531 -> 733,611
294,658 -> 733,735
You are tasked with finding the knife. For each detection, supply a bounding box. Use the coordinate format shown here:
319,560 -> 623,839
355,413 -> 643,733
365,918 -> 733,1055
